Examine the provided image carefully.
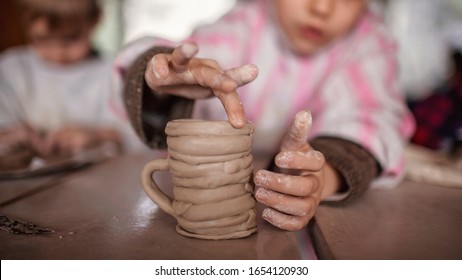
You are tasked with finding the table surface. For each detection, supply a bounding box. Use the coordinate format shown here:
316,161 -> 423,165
1,152 -> 461,260
311,181 -> 462,260
0,153 -> 301,260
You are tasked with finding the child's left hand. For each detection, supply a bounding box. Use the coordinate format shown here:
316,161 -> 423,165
36,127 -> 99,157
254,111 -> 327,231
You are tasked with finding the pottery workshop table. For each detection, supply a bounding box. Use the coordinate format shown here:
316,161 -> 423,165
311,180 -> 462,259
0,153 -> 301,260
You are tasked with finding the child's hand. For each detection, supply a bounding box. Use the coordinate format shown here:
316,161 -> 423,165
145,43 -> 258,128
37,127 -> 99,157
0,124 -> 37,151
254,111 -> 326,231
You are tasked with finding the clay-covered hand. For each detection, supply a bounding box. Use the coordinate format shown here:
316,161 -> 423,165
254,111 -> 327,231
36,126 -> 107,157
145,43 -> 258,128
0,123 -> 38,152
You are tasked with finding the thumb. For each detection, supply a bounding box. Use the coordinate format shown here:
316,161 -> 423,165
281,110 -> 313,152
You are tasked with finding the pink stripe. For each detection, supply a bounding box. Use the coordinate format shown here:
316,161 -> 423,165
399,112 -> 415,138
374,20 -> 397,56
239,0 -> 266,121
347,62 -> 378,151
247,0 -> 266,62
383,56 -> 415,137
287,58 -> 314,130
304,49 -> 340,136
249,57 -> 285,123
386,157 -> 405,177
356,10 -> 375,37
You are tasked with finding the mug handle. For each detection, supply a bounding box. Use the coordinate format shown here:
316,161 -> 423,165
141,159 -> 176,218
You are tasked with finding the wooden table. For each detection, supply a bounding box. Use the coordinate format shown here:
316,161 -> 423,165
311,181 -> 462,259
0,153 -> 301,260
2,152 -> 460,260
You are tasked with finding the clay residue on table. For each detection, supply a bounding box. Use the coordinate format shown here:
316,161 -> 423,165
0,215 -> 54,234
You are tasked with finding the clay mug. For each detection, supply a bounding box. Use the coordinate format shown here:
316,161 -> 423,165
141,119 -> 257,240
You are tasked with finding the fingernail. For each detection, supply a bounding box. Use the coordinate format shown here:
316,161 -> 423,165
262,208 -> 274,221
295,110 -> 312,125
275,152 -> 291,167
254,171 -> 269,186
240,64 -> 258,80
151,57 -> 164,79
311,150 -> 324,161
181,43 -> 197,58
229,114 -> 245,128
255,188 -> 270,200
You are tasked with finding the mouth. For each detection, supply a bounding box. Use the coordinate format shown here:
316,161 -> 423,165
299,25 -> 325,42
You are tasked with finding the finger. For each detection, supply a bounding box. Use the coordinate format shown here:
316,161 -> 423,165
200,58 -> 222,70
42,133 -> 58,156
275,150 -> 325,171
61,133 -> 78,155
281,110 -> 312,152
255,186 -> 316,217
29,132 -> 44,154
254,170 -> 319,196
262,208 -> 311,231
170,43 -> 198,72
225,64 -> 259,87
156,85 -> 213,99
29,129 -> 47,155
215,89 -> 246,128
189,63 -> 237,93
148,53 -> 170,82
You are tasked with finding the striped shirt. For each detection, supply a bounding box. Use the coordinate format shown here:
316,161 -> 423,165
114,0 -> 415,187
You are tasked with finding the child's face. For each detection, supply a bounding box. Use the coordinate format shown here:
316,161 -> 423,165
28,18 -> 94,65
275,0 -> 366,55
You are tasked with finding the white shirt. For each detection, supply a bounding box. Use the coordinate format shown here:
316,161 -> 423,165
0,46 -> 145,152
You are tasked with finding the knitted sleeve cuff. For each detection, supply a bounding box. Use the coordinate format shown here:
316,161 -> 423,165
123,46 -> 194,149
310,136 -> 380,205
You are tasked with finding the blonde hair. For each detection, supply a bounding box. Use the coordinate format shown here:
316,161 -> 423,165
17,0 -> 101,35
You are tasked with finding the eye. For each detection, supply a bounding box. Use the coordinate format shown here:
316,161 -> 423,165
29,35 -> 51,46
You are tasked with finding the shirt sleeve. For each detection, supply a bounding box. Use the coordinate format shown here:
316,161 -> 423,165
311,136 -> 379,204
122,46 -> 194,149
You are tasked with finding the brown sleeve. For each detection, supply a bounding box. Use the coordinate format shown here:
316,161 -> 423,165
310,136 -> 380,205
123,47 -> 194,149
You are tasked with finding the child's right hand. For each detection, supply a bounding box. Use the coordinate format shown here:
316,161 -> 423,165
145,43 -> 258,128
31,127 -> 93,158
0,124 -> 37,152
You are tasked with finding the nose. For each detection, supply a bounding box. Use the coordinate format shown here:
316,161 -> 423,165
308,0 -> 334,18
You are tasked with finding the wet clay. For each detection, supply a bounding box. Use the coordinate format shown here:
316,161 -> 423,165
142,119 -> 257,240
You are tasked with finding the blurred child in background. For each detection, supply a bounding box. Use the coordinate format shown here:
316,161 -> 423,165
116,0 -> 414,233
0,0 -> 140,165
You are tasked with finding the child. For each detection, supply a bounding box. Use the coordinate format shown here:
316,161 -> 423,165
116,0 -> 415,231
0,0 -> 140,161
